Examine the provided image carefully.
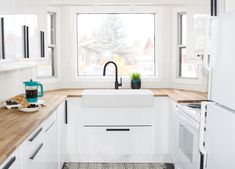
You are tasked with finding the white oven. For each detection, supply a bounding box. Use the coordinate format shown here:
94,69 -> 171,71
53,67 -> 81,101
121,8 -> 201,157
175,105 -> 201,169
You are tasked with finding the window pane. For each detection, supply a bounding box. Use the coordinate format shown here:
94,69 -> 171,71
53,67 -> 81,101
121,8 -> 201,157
77,14 -> 155,76
179,13 -> 187,45
38,13 -> 56,78
47,13 -> 56,45
179,47 -> 198,78
37,47 -> 55,77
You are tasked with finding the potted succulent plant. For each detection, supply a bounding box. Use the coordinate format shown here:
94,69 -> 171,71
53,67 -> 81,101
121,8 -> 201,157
131,73 -> 141,89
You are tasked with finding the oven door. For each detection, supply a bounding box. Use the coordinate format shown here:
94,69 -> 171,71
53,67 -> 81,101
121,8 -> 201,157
175,108 -> 200,169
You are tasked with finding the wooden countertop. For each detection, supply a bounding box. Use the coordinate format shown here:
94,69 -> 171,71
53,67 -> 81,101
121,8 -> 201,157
49,88 -> 208,103
0,88 -> 207,164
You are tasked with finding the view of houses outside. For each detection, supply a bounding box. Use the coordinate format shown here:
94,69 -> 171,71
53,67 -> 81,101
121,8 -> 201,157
77,14 -> 155,76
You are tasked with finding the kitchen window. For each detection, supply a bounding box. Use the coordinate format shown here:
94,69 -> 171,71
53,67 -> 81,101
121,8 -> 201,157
178,13 -> 198,79
77,13 -> 156,77
37,12 -> 56,78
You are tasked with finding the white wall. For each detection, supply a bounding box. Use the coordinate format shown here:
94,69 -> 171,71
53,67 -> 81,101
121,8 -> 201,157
0,67 -> 37,101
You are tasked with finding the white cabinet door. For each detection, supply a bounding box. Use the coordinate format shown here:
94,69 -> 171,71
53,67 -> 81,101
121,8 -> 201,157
168,100 -> 178,163
21,125 -> 46,169
80,126 -> 153,155
0,15 -> 16,60
66,98 -> 82,161
15,0 -> 40,59
57,101 -> 69,166
0,0 -> 16,60
0,148 -> 22,169
225,0 -> 235,12
44,111 -> 58,169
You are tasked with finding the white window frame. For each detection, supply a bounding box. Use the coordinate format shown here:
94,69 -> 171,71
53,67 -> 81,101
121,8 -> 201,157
69,6 -> 164,88
172,7 -> 205,87
37,12 -> 57,79
37,7 -> 62,86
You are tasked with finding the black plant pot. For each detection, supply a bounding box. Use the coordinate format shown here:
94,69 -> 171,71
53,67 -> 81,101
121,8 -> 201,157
131,79 -> 141,89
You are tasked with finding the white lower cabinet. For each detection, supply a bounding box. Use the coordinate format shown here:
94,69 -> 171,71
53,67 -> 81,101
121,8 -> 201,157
21,110 -> 58,169
66,97 -> 172,162
21,124 -> 45,169
57,101 -> 69,169
43,112 -> 58,169
80,126 -> 153,155
0,96 -> 175,167
0,148 -> 21,169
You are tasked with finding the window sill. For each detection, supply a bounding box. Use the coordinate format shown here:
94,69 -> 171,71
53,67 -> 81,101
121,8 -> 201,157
0,61 -> 36,72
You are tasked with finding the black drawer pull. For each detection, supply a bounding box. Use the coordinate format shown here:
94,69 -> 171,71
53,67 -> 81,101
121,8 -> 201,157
29,143 -> 43,160
2,156 -> 16,169
65,100 -> 68,124
106,128 -> 130,131
45,120 -> 56,132
28,127 -> 43,142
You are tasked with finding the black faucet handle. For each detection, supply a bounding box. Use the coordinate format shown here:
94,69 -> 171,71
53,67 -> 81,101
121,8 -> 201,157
119,77 -> 122,86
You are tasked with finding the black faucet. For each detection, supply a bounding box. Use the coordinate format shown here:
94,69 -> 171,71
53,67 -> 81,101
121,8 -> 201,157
103,61 -> 122,89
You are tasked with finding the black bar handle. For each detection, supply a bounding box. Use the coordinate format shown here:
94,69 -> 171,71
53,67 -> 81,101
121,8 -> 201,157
214,0 -> 217,16
45,120 -> 56,132
211,0 -> 217,16
65,100 -> 68,124
23,25 -> 27,58
29,143 -> 43,160
28,127 -> 43,142
42,32 -> 45,57
40,31 -> 45,58
1,17 -> 5,59
2,156 -> 16,169
211,0 -> 214,16
26,26 -> 29,58
106,128 -> 130,131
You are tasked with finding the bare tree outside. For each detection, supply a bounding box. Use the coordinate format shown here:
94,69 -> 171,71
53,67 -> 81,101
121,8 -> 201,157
77,14 -> 155,76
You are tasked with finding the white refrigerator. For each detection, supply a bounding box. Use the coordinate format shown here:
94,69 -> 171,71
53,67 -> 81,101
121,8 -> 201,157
200,12 -> 235,169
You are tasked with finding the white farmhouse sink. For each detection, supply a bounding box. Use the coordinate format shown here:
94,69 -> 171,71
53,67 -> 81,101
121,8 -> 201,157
82,89 -> 154,107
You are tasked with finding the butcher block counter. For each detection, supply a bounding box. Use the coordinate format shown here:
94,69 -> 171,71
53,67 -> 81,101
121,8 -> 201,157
0,88 -> 207,165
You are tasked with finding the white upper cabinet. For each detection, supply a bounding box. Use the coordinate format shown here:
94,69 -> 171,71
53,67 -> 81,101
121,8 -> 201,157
225,0 -> 235,13
14,0 -> 42,60
0,0 -> 47,61
0,0 -> 15,60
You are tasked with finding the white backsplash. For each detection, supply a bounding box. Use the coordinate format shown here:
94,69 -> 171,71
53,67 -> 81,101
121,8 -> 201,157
0,67 -> 37,101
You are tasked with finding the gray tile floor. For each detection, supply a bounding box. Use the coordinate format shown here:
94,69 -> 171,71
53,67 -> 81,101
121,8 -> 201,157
62,163 -> 174,169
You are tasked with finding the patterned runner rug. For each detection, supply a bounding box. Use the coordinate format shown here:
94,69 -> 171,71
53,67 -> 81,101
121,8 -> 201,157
62,163 -> 173,169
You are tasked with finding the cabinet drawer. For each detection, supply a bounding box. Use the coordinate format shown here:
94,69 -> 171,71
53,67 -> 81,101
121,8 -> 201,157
22,125 -> 44,157
43,111 -> 56,132
0,148 -> 21,169
78,126 -> 153,155
79,108 -> 154,125
22,125 -> 45,169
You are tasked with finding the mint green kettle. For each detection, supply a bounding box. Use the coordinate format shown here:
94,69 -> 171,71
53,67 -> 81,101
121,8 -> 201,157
23,79 -> 44,103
